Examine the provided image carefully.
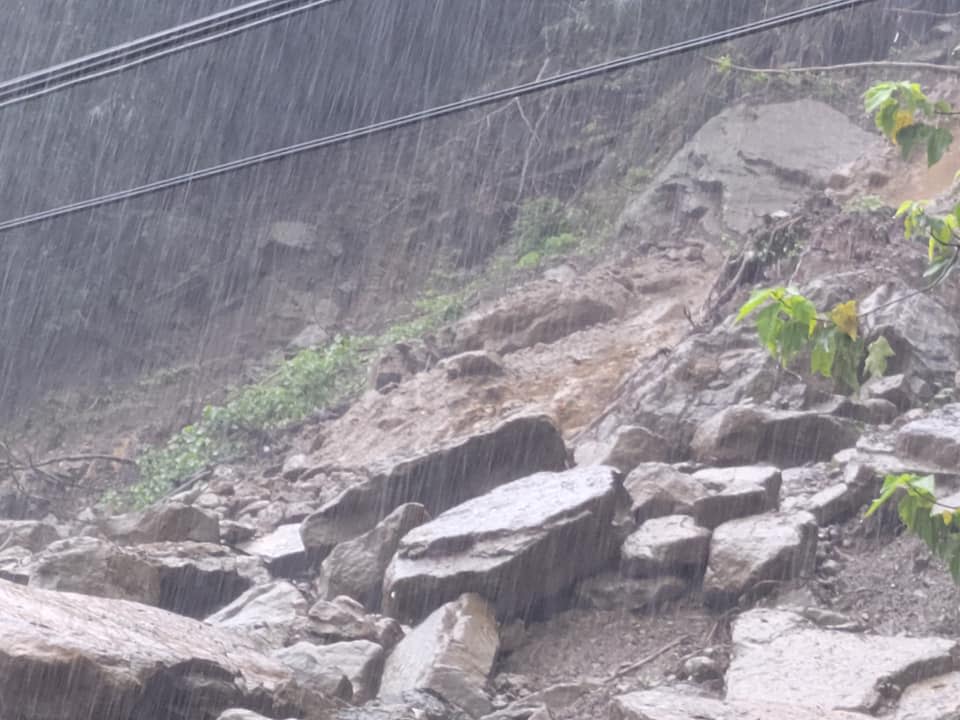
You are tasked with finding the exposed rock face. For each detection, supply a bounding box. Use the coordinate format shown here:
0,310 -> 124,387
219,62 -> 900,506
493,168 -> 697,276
379,593 -> 499,717
383,466 -> 621,621
862,285 -> 960,389
895,404 -> 960,470
703,512 -> 817,608
611,689 -> 870,720
317,503 -> 431,609
301,414 -> 567,553
619,99 -> 875,241
100,502 -> 220,545
725,609 -> 957,713
620,515 -> 710,578
691,465 -> 781,529
603,325 -> 795,460
27,537 -> 268,618
449,270 -> 632,355
371,340 -> 439,391
0,579 -> 334,720
206,581 -> 309,652
691,405 -> 860,467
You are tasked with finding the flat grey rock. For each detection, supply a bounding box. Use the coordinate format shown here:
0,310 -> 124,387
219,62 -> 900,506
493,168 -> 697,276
726,609 -> 957,713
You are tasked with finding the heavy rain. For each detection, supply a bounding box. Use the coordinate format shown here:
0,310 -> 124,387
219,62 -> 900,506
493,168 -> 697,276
1,1 -> 960,718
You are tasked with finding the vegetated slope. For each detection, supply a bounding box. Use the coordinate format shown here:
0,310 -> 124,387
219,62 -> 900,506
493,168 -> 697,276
0,0 -> 903,423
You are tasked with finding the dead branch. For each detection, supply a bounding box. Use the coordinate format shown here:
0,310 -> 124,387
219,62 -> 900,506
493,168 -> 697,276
705,56 -> 960,76
886,7 -> 960,18
606,635 -> 691,682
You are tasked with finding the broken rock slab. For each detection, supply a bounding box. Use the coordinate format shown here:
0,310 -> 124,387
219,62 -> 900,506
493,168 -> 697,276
0,579 -> 334,720
691,465 -> 780,529
573,572 -> 688,612
27,536 -> 268,618
725,608 -> 957,714
611,688 -> 871,720
317,503 -> 430,610
379,593 -> 499,717
382,466 -> 620,622
691,405 -> 860,468
620,515 -> 710,578
703,511 -> 817,608
300,414 -> 567,554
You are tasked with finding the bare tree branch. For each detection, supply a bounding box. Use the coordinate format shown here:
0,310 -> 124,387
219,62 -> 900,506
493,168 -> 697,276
705,56 -> 960,76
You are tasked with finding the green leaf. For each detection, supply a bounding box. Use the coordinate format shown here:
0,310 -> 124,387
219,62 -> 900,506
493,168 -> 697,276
779,320 -> 809,364
755,302 -> 785,355
896,123 -> 931,161
864,83 -> 895,114
736,288 -> 777,323
928,127 -> 953,167
865,335 -> 895,380
810,327 -> 836,378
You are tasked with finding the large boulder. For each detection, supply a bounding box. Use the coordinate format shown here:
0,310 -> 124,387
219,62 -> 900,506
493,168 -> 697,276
703,511 -> 817,608
619,100 -> 875,242
382,466 -> 621,621
691,405 -> 860,467
0,579 -> 335,720
26,537 -> 268,618
725,609 -> 957,714
301,414 -> 566,554
317,503 -> 430,610
379,594 -> 498,717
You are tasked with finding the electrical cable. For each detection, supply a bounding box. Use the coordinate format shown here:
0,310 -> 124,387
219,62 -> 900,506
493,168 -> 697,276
0,0 -> 347,109
0,0 -> 880,234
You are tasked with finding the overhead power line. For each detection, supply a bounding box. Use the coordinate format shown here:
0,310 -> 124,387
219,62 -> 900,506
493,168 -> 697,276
0,0 -> 880,234
0,0 -> 347,109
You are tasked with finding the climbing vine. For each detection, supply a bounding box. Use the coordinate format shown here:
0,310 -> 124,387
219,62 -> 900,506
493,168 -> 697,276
738,80 -> 960,580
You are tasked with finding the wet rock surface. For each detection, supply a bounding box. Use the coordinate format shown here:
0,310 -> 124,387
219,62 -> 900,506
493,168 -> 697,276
382,466 -> 620,621
703,512 -> 818,608
0,579 -> 334,720
26,537 -> 268,618
301,414 -> 567,554
725,609 -> 957,713
379,593 -> 499,717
